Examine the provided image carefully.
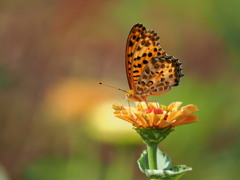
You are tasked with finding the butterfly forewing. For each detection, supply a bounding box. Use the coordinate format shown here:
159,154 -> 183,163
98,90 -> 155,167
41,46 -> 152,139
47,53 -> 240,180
125,24 -> 166,91
125,24 -> 147,90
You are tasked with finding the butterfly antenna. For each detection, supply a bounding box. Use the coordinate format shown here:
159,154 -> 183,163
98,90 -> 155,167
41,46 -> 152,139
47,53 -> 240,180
98,82 -> 127,93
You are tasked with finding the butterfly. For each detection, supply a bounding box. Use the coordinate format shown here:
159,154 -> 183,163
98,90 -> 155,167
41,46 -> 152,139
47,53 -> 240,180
125,23 -> 184,102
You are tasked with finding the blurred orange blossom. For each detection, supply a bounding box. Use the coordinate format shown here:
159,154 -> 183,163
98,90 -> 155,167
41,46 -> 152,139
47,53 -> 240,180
42,78 -> 115,121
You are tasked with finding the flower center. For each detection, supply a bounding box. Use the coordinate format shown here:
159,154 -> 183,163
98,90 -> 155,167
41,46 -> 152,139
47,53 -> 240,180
144,109 -> 163,114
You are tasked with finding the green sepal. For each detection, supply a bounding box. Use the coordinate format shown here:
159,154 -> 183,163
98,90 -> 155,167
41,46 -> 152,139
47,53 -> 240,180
137,148 -> 192,180
135,127 -> 174,144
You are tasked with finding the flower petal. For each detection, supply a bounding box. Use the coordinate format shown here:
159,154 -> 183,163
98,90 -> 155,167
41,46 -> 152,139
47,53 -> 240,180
135,112 -> 149,128
148,102 -> 160,109
166,111 -> 179,122
171,115 -> 198,127
168,102 -> 182,111
114,114 -> 135,124
157,119 -> 172,128
167,109 -> 192,122
180,104 -> 199,112
112,104 -> 125,111
136,102 -> 148,111
146,112 -> 155,127
155,112 -> 171,128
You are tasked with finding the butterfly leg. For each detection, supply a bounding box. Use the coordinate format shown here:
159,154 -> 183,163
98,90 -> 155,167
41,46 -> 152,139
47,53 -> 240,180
145,101 -> 151,109
139,94 -> 151,109
121,96 -> 128,106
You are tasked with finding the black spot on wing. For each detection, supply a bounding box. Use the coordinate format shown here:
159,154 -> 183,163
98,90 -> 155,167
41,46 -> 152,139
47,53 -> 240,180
143,60 -> 148,64
129,40 -> 134,47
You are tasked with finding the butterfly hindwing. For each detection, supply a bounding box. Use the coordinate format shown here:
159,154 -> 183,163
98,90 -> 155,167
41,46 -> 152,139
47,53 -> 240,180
135,56 -> 183,97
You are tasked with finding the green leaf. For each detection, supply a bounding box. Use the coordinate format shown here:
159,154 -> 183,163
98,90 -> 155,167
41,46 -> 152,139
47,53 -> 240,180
137,148 -> 192,180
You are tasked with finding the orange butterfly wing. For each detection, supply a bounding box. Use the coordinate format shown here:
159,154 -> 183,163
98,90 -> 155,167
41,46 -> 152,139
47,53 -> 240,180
125,23 -> 183,101
136,56 -> 183,97
125,24 -> 166,91
125,24 -> 146,90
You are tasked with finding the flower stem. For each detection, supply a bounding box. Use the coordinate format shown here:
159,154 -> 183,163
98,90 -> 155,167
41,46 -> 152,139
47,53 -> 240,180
147,143 -> 158,169
147,143 -> 158,180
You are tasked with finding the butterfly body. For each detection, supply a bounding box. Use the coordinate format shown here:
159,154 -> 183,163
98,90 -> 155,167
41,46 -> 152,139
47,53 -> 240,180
125,24 -> 183,102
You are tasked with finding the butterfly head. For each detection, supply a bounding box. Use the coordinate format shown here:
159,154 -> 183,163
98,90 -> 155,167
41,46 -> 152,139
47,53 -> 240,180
125,90 -> 147,102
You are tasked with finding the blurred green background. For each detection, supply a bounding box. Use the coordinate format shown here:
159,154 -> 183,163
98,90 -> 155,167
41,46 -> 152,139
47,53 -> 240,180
0,0 -> 240,179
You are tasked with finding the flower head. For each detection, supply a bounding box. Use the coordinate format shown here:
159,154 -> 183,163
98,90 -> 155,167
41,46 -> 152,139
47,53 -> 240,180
113,102 -> 198,129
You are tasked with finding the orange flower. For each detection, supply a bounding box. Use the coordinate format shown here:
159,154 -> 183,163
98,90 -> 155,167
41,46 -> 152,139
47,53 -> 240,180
113,102 -> 198,129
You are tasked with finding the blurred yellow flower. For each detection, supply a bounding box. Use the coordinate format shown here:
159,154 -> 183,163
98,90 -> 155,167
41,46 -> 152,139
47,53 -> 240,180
113,102 -> 198,129
86,101 -> 141,145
